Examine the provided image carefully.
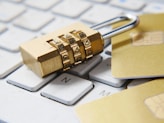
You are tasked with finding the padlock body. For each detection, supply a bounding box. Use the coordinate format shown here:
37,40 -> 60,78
20,22 -> 104,77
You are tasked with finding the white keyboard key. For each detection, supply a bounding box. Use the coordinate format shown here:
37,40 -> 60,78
89,58 -> 127,87
42,17 -> 75,34
69,55 -> 102,77
81,5 -> 122,24
7,65 -> 56,92
127,78 -> 152,88
25,0 -> 60,10
0,81 -> 80,123
0,27 -> 34,52
41,73 -> 93,105
0,49 -> 22,78
52,0 -> 92,18
110,0 -> 145,11
0,1 -> 25,22
79,81 -> 125,104
0,23 -> 7,33
14,10 -> 54,31
143,3 -> 164,13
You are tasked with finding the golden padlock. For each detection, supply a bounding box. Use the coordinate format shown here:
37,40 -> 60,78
20,14 -> 139,77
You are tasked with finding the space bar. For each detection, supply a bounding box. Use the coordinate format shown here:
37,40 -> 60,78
0,81 -> 79,123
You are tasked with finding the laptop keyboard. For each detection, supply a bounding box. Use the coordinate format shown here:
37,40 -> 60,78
0,0 -> 164,122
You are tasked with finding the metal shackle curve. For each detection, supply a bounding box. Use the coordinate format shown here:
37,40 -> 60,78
91,14 -> 139,40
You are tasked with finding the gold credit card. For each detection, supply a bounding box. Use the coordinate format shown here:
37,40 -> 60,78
111,14 -> 164,79
75,79 -> 164,123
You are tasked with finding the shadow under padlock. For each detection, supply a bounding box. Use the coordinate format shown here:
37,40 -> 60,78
20,14 -> 139,77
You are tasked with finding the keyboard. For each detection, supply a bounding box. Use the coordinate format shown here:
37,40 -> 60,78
0,0 -> 164,122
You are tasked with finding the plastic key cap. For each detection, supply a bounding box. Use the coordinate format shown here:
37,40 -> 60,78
7,65 -> 57,92
0,49 -> 22,78
110,0 -> 145,11
14,10 -> 54,31
25,0 -> 60,10
81,5 -> 122,24
42,18 -> 75,34
89,58 -> 127,87
52,0 -> 91,18
0,1 -> 25,22
0,81 -> 79,123
0,27 -> 34,52
41,73 -> 93,105
143,3 -> 164,13
0,23 -> 7,33
79,81 -> 125,104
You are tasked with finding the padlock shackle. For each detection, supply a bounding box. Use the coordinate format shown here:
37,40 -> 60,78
91,14 -> 139,40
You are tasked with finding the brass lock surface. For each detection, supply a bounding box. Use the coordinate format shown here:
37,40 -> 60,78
20,14 -> 139,77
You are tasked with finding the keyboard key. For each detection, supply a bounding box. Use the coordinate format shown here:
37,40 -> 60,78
89,58 -> 127,87
127,78 -> 152,88
81,5 -> 123,24
0,1 -> 25,22
0,27 -> 34,52
52,0 -> 92,18
7,65 -> 56,92
42,17 -> 75,34
143,3 -> 164,13
69,55 -> 102,77
0,81 -> 76,123
14,10 -> 54,31
0,49 -> 22,78
110,0 -> 145,11
79,81 -> 125,104
25,0 -> 60,10
41,73 -> 93,105
0,23 -> 7,33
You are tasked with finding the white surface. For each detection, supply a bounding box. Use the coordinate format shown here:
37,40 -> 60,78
0,23 -> 7,33
14,10 -> 54,31
7,65 -> 57,91
42,17 -> 75,34
0,27 -> 34,52
0,49 -> 22,78
143,3 -> 164,13
52,0 -> 92,18
0,80 -> 80,123
41,73 -> 93,105
78,81 -> 125,104
110,0 -> 145,11
89,58 -> 127,87
82,5 -> 123,24
25,0 -> 60,10
0,1 -> 25,22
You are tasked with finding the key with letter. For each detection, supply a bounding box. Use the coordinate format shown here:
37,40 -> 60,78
41,73 -> 93,105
